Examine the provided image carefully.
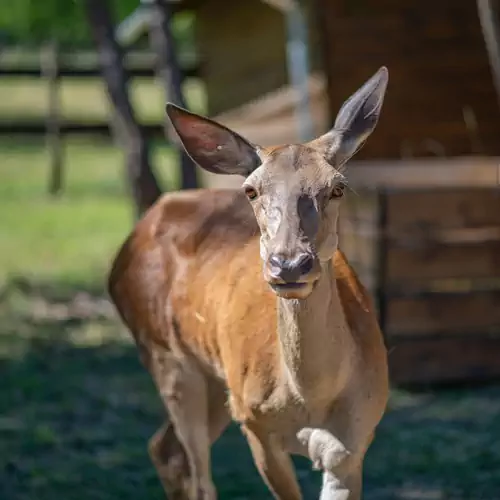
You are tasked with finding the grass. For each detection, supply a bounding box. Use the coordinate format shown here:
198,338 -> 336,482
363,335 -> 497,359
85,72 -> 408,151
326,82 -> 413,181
2,285 -> 500,500
0,89 -> 500,499
0,76 -> 205,124
0,137 -> 179,285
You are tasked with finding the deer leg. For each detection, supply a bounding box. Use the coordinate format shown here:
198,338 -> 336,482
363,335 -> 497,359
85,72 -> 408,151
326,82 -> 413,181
148,422 -> 190,499
319,467 -> 362,500
241,425 -> 302,500
297,427 -> 362,500
150,353 -> 229,500
149,384 -> 230,499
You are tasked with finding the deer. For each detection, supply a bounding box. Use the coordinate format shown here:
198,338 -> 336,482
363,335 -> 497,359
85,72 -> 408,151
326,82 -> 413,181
108,66 -> 390,500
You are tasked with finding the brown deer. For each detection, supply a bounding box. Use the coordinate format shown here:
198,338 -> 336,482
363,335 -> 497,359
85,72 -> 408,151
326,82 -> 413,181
108,66 -> 389,500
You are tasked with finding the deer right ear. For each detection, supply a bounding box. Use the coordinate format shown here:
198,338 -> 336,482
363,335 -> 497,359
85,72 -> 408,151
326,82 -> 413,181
166,103 -> 262,177
308,66 -> 388,166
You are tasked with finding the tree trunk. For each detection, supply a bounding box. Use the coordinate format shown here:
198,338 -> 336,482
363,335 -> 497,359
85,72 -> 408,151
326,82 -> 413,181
85,0 -> 162,218
148,0 -> 198,190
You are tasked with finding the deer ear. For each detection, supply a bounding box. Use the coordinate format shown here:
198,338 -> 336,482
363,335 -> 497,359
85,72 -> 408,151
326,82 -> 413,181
166,103 -> 261,177
308,66 -> 388,166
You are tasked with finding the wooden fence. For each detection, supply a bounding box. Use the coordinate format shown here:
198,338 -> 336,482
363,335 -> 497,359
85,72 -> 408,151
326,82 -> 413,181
0,46 -> 199,137
340,157 -> 500,386
1,46 -> 200,195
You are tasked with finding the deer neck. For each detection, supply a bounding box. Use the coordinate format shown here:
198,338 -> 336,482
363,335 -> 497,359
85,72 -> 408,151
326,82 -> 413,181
276,259 -> 352,403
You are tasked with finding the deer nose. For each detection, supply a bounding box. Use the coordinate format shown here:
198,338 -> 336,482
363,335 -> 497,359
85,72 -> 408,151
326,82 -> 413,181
268,253 -> 314,282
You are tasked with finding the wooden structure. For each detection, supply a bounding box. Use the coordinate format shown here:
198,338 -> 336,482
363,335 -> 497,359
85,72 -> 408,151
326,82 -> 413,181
317,0 -> 500,158
340,158 -> 500,386
314,1 -> 500,385
181,0 -> 500,157
189,0 -> 323,116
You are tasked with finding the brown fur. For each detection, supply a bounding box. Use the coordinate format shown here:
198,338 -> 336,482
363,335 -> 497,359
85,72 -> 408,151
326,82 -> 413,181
109,189 -> 388,499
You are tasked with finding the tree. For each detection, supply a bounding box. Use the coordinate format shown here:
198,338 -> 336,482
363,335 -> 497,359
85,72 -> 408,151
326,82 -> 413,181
0,0 -> 138,46
148,0 -> 198,189
85,0 -> 162,218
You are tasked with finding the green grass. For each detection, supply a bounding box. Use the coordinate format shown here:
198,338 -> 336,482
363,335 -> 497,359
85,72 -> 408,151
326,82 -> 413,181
1,136 -> 500,499
0,137 -> 180,285
0,76 -> 205,123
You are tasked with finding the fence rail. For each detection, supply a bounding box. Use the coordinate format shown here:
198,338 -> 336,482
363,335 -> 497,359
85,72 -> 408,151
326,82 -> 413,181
0,46 -> 200,139
0,122 -> 166,137
0,64 -> 199,79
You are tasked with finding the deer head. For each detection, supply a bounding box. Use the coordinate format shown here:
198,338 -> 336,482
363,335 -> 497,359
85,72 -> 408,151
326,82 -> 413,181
166,67 -> 388,299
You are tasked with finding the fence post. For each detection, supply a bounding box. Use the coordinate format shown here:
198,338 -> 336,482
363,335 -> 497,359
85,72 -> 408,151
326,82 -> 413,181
41,40 -> 64,197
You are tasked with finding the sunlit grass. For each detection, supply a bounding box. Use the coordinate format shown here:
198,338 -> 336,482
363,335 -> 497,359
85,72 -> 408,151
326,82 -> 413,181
0,76 -> 205,123
0,137 -> 179,285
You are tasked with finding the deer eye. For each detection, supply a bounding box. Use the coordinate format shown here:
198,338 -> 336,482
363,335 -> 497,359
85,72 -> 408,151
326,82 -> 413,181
244,186 -> 258,201
329,182 -> 346,199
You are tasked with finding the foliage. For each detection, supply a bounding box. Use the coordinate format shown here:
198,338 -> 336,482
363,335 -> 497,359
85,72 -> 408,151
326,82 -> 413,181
0,0 -> 195,49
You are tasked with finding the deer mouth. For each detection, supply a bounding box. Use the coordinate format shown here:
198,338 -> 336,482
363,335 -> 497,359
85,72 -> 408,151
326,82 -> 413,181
270,282 -> 308,291
269,280 -> 318,299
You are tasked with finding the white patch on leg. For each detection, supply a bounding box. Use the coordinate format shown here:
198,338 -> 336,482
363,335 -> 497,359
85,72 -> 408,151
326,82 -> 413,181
320,472 -> 349,500
297,427 -> 350,471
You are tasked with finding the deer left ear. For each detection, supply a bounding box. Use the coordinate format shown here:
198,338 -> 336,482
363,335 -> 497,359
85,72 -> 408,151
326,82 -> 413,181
308,66 -> 389,166
166,103 -> 262,177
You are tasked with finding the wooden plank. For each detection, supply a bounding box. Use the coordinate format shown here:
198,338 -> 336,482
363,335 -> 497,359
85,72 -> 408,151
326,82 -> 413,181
199,0 -> 324,116
339,191 -> 379,293
382,276 -> 500,297
389,336 -> 500,385
41,40 -> 65,197
320,0 -> 500,158
400,226 -> 500,246
214,108 -> 328,148
0,65 -> 199,78
0,122 -> 167,138
198,0 -> 287,115
217,0 -> 325,113
385,227 -> 500,252
387,241 -> 500,281
0,49 -> 199,78
386,189 -> 500,229
214,72 -> 326,125
346,157 -> 500,189
387,291 -> 500,337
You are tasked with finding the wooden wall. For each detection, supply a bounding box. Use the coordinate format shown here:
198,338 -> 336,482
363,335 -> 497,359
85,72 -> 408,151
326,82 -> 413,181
195,0 -> 323,116
340,158 -> 500,386
316,0 -> 500,158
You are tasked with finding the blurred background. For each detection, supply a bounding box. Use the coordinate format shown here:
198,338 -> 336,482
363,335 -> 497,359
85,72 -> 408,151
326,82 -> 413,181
1,1 -> 500,499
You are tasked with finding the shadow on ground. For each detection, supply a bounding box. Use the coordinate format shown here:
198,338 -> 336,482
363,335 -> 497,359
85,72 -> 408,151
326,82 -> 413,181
1,277 -> 499,500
